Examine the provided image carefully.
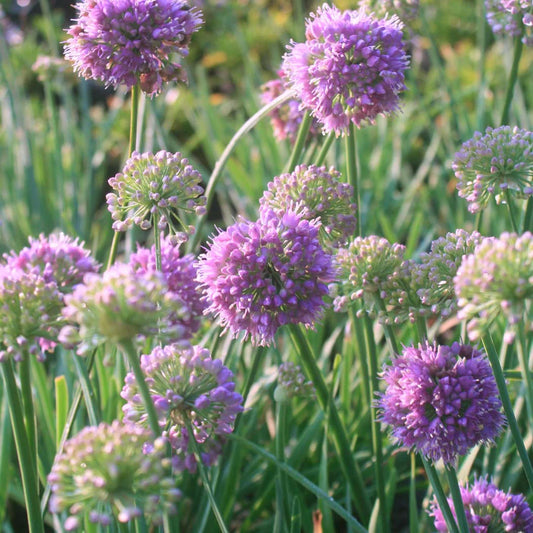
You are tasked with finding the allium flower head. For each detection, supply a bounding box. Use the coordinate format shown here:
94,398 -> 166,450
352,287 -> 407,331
274,361 -> 316,402
130,236 -> 206,339
197,209 -> 337,346
452,126 -> 533,213
429,476 -> 533,532
260,70 -> 320,143
454,232 -> 533,341
64,0 -> 203,96
48,421 -> 181,530
121,343 -> 243,472
259,164 -> 357,249
378,342 -> 505,464
107,150 -> 206,238
4,233 -> 99,292
0,268 -> 64,362
415,229 -> 483,318
486,0 -> 533,46
60,262 -> 189,354
282,3 -> 409,135
334,235 -> 407,322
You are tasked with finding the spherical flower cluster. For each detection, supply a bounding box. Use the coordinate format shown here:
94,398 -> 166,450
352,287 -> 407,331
48,421 -> 181,530
4,233 -> 99,292
107,150 -> 206,237
260,70 -> 320,143
60,262 -> 189,354
197,209 -> 337,346
282,3 -> 409,135
452,126 -> 533,213
0,268 -> 64,362
359,0 -> 420,20
378,342 -> 505,464
486,0 -> 533,46
129,236 -> 206,339
274,361 -> 316,402
64,0 -> 203,96
259,165 -> 357,249
334,235 -> 407,322
121,343 -> 243,472
414,229 -> 483,318
454,232 -> 533,341
429,476 -> 533,532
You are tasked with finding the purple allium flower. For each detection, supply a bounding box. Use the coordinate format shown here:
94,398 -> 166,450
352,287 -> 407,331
452,126 -> 533,213
282,3 -> 409,135
259,164 -> 357,249
454,232 -> 533,341
486,0 -> 533,46
107,150 -> 206,238
129,236 -> 206,339
64,0 -> 203,96
48,421 -> 181,529
197,209 -> 337,346
59,262 -> 189,354
429,476 -> 533,532
121,342 -> 243,472
260,69 -> 320,143
334,235 -> 407,323
358,0 -> 420,20
378,342 -> 505,464
274,361 -> 316,402
4,233 -> 99,292
0,268 -> 64,362
414,229 -> 483,318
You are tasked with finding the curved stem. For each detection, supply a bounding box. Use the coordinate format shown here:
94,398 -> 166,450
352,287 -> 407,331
189,90 -> 295,252
345,122 -> 360,236
285,110 -> 312,173
362,316 -> 389,533
120,339 -> 160,437
445,465 -> 470,533
187,422 -> 229,533
19,357 -> 37,485
481,334 -> 533,490
421,457 -> 459,533
314,132 -> 335,167
287,324 -> 371,522
500,35 -> 523,126
2,361 -> 44,533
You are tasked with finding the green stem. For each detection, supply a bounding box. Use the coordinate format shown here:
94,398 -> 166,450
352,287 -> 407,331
1,361 -> 44,533
514,321 -> 533,423
474,210 -> 483,233
505,191 -> 519,233
500,35 -> 523,126
154,216 -> 162,271
376,298 -> 399,355
481,334 -> 533,490
106,231 -> 121,270
421,457 -> 459,533
231,434 -> 368,533
19,357 -> 37,486
350,308 -> 370,409
187,422 -> 229,533
414,316 -> 428,344
287,324 -> 371,523
362,316 -> 389,533
285,111 -> 312,173
475,0 -> 488,131
445,466 -> 469,533
129,85 -> 140,157
71,352 -> 101,426
345,122 -> 360,236
189,90 -> 295,253
409,454 -> 419,533
120,339 -> 160,437
314,132 -> 336,167
274,401 -> 289,533
523,197 -> 533,232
